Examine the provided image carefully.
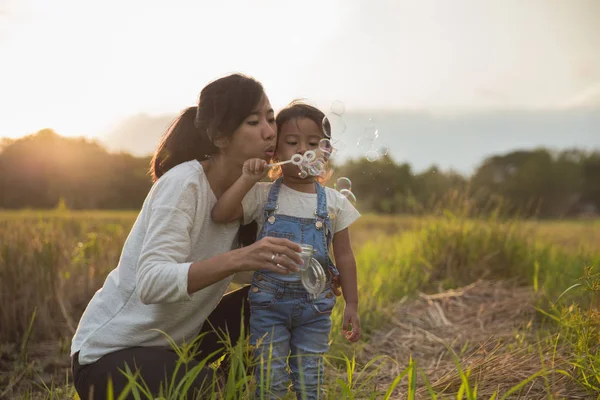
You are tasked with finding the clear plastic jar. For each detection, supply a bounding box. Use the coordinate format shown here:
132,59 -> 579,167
296,244 -> 314,271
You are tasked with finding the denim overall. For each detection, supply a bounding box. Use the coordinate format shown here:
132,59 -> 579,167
248,178 -> 338,400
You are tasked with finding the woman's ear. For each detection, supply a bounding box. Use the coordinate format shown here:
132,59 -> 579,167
213,136 -> 230,149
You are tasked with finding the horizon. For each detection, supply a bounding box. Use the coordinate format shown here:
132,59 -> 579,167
5,106 -> 599,176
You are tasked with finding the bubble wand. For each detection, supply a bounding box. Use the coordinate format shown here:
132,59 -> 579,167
267,151 -> 317,168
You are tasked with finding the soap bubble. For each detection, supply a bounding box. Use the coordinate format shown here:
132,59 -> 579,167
331,138 -> 346,151
298,170 -> 308,179
357,135 -> 376,150
313,158 -> 326,173
322,113 -> 346,138
330,100 -> 346,116
378,145 -> 389,157
291,154 -> 303,165
304,150 -> 316,162
357,118 -> 379,150
300,258 -> 327,297
307,158 -> 326,176
335,177 -> 352,191
339,188 -> 357,204
366,149 -> 380,162
363,126 -> 379,141
318,138 -> 333,155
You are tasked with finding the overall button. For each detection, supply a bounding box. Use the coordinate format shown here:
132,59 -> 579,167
251,287 -> 259,293
268,216 -> 276,224
315,221 -> 323,229
326,292 -> 333,299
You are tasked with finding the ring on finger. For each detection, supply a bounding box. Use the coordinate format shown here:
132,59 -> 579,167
270,253 -> 278,262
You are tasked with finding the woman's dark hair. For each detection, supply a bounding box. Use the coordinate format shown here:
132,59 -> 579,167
269,100 -> 332,183
149,73 -> 264,247
150,73 -> 265,182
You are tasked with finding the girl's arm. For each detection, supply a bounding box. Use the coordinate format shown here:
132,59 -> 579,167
211,158 -> 268,223
332,228 -> 359,307
332,227 -> 362,342
211,176 -> 257,223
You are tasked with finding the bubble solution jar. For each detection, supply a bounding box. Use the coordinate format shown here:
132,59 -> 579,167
295,244 -> 314,271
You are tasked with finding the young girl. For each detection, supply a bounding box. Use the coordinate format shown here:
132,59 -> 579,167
212,102 -> 361,399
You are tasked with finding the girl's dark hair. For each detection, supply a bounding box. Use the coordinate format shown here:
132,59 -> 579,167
275,101 -> 330,138
150,73 -> 265,182
270,100 -> 332,183
149,73 -> 264,247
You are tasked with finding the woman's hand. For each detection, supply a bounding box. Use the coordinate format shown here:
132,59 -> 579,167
236,236 -> 303,274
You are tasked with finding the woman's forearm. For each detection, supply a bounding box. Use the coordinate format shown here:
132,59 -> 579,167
187,248 -> 246,294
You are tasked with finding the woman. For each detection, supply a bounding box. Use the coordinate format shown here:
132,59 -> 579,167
70,73 -> 304,400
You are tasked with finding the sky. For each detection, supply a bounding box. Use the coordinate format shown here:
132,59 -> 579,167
0,0 -> 599,139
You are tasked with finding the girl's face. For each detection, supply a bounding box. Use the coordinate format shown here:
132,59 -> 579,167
221,96 -> 277,165
276,117 -> 324,181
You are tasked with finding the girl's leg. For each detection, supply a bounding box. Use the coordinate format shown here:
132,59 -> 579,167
249,284 -> 293,399
290,291 -> 336,400
252,316 -> 292,399
72,347 -> 213,400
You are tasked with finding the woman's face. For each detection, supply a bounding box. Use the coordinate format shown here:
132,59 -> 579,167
222,95 -> 277,164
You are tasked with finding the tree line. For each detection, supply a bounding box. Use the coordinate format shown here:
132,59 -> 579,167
1,129 -> 599,218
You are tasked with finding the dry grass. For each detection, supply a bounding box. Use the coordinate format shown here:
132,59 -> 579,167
361,280 -> 590,399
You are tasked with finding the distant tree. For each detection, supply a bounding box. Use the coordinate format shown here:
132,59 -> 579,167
581,152 -> 600,212
332,154 -> 415,213
1,130 -> 598,217
470,148 -> 585,217
0,129 -> 152,209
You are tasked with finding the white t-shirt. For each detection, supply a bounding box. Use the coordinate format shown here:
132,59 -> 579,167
71,160 -> 247,365
242,182 -> 361,236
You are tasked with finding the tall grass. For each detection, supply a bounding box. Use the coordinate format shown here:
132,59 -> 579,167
0,211 -> 133,342
0,209 -> 599,398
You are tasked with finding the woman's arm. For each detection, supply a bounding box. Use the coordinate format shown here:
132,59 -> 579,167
186,237 -> 303,294
139,204 -> 303,304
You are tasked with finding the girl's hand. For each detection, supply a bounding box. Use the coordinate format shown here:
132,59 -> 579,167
242,158 -> 268,182
331,275 -> 342,297
342,305 -> 362,342
237,236 -> 303,275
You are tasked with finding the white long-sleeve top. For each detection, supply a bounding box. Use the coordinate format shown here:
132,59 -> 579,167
71,160 -> 247,365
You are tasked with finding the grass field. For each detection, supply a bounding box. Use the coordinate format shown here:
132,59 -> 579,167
0,209 -> 599,399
